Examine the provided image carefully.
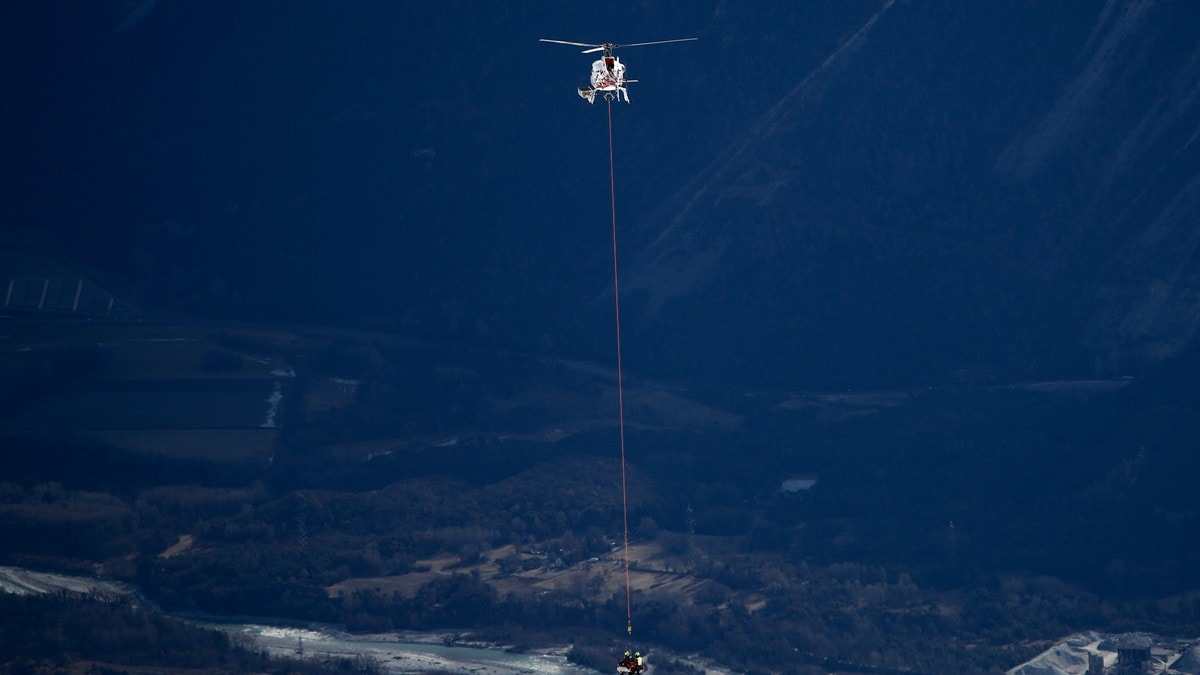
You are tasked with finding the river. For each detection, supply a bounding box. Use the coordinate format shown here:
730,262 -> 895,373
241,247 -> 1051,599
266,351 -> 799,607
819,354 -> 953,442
0,566 -> 599,674
199,622 -> 600,674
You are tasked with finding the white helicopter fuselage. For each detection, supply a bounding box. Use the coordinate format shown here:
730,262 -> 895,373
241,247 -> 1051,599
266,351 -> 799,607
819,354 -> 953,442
590,56 -> 626,90
580,55 -> 630,103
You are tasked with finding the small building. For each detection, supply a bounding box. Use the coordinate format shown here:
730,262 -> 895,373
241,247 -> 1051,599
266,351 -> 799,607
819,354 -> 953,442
1111,633 -> 1152,672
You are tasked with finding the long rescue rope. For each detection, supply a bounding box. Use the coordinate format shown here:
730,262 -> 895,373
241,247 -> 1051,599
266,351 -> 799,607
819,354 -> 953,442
607,98 -> 634,639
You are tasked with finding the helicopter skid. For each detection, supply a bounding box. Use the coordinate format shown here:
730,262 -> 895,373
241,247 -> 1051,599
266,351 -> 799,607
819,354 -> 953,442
579,85 -> 630,103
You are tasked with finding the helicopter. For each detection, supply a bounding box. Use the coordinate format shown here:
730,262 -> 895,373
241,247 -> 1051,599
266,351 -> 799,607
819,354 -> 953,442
539,38 -> 697,104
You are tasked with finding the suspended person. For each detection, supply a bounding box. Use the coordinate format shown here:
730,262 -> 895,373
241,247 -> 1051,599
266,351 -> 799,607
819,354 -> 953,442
617,650 -> 646,674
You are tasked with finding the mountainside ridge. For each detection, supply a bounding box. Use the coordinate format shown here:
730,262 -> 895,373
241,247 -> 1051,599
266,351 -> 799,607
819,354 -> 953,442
616,0 -> 1200,386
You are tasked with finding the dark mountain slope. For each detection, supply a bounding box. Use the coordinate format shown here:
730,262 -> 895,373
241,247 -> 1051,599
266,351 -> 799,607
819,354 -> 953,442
7,1 -> 1200,391
618,0 -> 1200,388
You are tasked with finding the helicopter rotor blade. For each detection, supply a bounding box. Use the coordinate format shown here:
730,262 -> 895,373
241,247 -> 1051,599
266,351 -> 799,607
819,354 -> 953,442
539,38 -> 599,48
613,37 -> 698,49
581,46 -> 608,54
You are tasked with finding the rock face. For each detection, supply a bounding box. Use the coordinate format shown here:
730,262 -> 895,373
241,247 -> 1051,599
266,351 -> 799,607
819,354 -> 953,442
995,0 -> 1200,370
617,0 -> 1200,387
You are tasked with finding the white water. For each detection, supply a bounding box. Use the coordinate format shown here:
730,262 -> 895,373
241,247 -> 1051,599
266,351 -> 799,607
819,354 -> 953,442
208,622 -> 601,675
0,566 -> 599,675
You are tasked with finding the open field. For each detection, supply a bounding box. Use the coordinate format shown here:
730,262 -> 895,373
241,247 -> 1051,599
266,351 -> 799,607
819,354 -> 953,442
87,429 -> 279,462
327,539 -> 763,612
303,376 -> 360,412
2,317 -> 745,468
14,380 -> 280,431
1,320 -> 298,462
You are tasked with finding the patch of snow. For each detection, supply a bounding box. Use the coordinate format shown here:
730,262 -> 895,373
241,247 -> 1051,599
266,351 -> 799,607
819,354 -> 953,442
261,382 -> 283,428
781,477 -> 818,492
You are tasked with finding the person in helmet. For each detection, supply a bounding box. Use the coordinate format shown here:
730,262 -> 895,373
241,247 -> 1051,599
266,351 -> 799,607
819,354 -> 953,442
632,651 -> 645,673
616,650 -> 637,673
